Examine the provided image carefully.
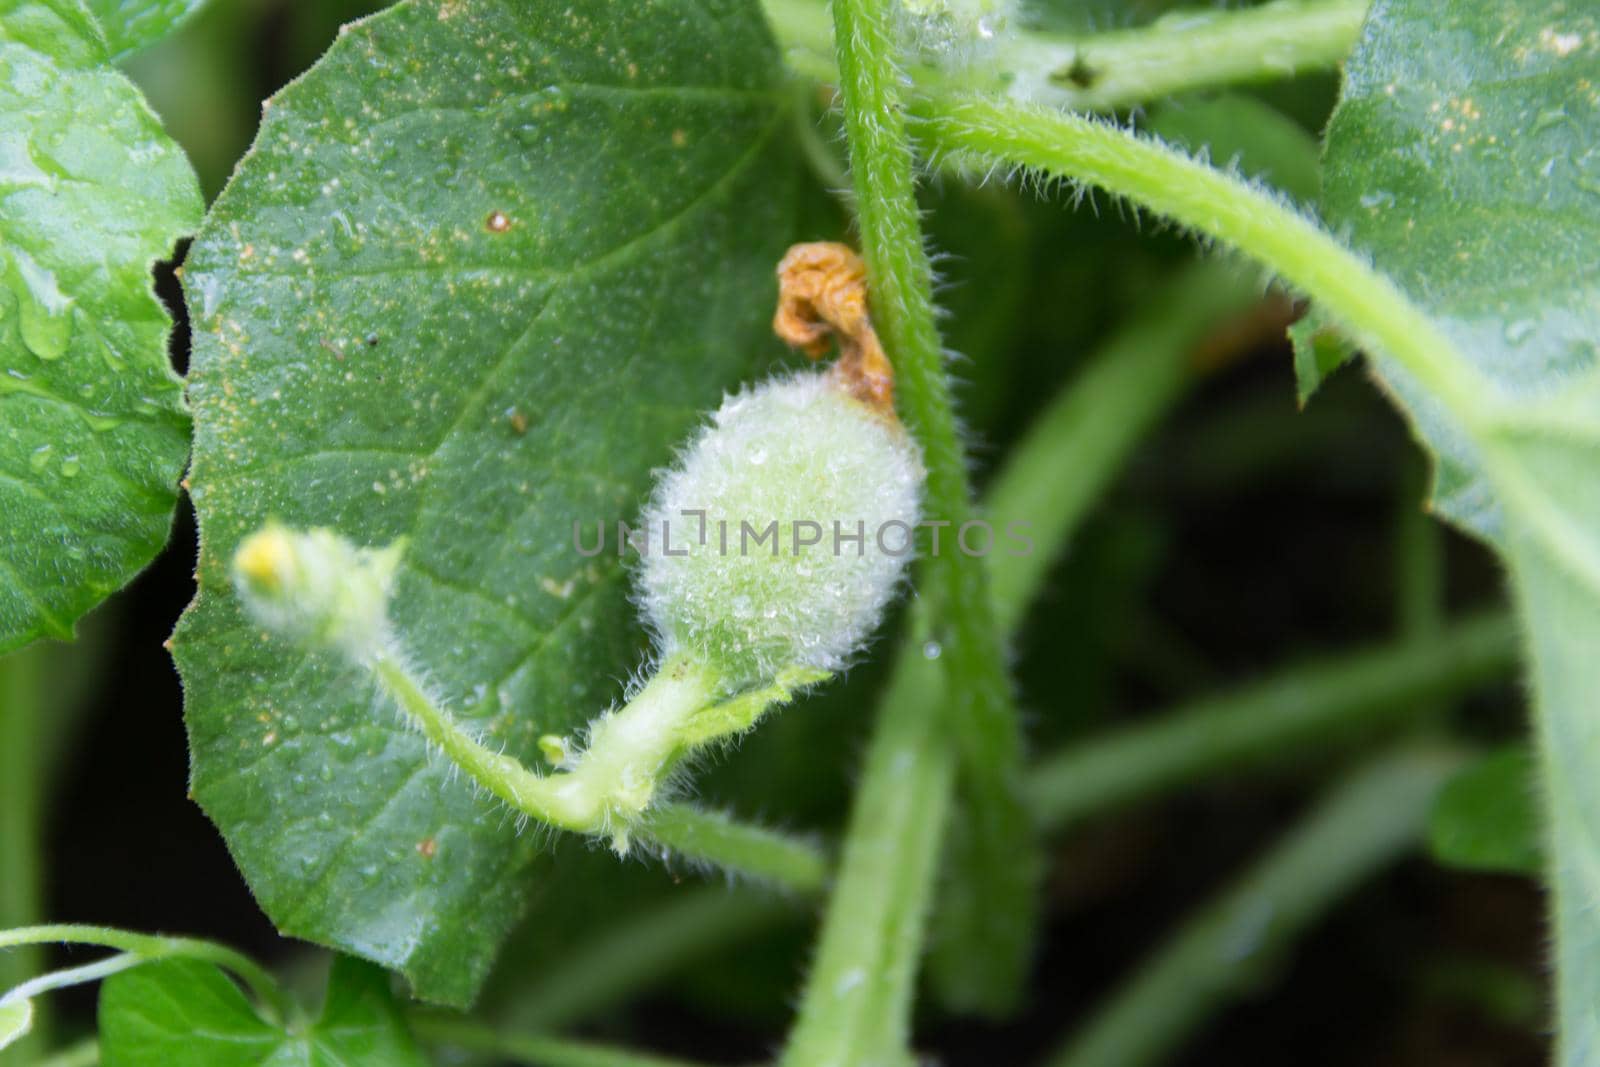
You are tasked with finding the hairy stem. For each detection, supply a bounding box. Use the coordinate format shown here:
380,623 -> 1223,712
822,0 -> 1038,1027
780,622 -> 955,1067
912,95 -> 1494,427
368,649 -> 828,882
761,0 -> 1368,112
0,925 -> 287,1024
1027,612 -> 1517,831
1045,747 -> 1462,1067
413,1014 -> 711,1067
1,953 -> 142,1006
640,805 -> 827,892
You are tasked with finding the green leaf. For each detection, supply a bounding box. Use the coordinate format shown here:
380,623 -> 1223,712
1322,0 -> 1599,1058
1429,746 -> 1541,876
0,0 -> 200,654
99,955 -> 428,1066
1322,0 -> 1599,542
173,0 -> 795,1005
83,0 -> 206,58
0,998 -> 31,1051
1287,304 -> 1357,405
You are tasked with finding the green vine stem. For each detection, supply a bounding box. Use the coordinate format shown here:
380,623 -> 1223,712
1,953 -> 143,1010
0,925 -> 289,1025
911,95 -> 1494,426
760,0 -> 1367,112
822,0 -> 1038,1023
1028,612 -> 1517,831
373,647 -> 827,880
639,807 -> 826,893
372,650 -> 717,839
1045,747 -> 1463,1067
0,647 -> 45,1062
411,1014 -> 710,1067
780,622 -> 955,1067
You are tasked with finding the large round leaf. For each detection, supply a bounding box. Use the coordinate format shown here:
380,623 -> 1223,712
1322,1 -> 1599,1056
0,0 -> 198,652
174,0 -> 796,1004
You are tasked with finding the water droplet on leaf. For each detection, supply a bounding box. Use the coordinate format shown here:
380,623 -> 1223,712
7,250 -> 74,360
1504,319 -> 1537,346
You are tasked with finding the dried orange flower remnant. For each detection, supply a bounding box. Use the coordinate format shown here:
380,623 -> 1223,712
774,242 -> 896,413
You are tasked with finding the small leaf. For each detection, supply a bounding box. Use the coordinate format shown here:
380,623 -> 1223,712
0,999 -> 32,1051
99,956 -> 428,1067
1287,305 -> 1357,405
83,0 -> 206,58
1429,746 -> 1541,876
315,956 -> 431,1067
99,959 -> 283,1066
0,0 -> 199,653
174,0 -> 796,1004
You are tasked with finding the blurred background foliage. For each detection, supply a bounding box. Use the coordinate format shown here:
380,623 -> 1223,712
4,0 -> 1546,1064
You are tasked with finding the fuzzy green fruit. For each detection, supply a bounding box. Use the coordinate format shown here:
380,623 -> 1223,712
639,371 -> 925,690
